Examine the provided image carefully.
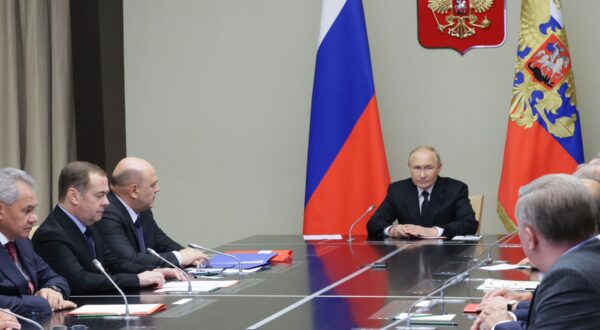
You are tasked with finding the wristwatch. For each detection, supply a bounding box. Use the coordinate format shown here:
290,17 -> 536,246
506,300 -> 519,311
45,285 -> 66,299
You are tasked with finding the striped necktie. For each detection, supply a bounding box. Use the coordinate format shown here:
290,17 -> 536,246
5,242 -> 35,294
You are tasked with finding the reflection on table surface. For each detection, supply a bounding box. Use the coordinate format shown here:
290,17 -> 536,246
32,234 -> 533,330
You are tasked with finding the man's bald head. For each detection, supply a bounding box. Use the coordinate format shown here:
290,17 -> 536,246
111,157 -> 154,187
111,157 -> 160,212
574,163 -> 600,183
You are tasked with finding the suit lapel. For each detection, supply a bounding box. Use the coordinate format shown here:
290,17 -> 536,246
424,178 -> 445,227
405,183 -> 421,224
526,287 -> 538,327
0,242 -> 30,294
54,207 -> 99,263
14,239 -> 38,289
109,192 -> 141,252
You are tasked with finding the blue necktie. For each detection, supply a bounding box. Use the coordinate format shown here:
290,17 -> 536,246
134,219 -> 146,253
84,229 -> 96,258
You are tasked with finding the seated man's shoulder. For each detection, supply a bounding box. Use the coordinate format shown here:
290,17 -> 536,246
389,178 -> 413,190
437,176 -> 468,187
31,219 -> 71,244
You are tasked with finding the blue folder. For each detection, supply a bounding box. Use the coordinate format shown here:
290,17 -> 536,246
208,253 -> 277,269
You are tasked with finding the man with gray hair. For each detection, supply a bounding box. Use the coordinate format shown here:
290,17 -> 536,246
472,174 -> 600,330
0,168 -> 75,316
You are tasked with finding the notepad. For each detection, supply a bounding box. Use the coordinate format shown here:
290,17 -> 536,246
68,304 -> 166,316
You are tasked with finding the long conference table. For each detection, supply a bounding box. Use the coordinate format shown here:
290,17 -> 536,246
30,234 -> 534,330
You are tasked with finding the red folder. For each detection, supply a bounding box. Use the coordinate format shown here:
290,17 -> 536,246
224,250 -> 292,262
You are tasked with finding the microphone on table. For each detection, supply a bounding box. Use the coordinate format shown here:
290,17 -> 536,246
380,232 -> 521,329
379,255 -> 492,330
485,229 -> 520,262
0,308 -> 43,330
92,259 -> 138,319
188,243 -> 243,280
347,204 -> 375,243
147,248 -> 193,294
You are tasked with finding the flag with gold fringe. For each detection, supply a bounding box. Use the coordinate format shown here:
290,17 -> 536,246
497,0 -> 584,230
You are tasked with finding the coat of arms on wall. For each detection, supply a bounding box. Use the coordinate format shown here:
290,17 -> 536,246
418,0 -> 506,54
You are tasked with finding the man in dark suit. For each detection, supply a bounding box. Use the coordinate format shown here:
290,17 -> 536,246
32,162 -> 184,295
0,168 -> 75,316
94,157 -> 207,268
367,146 -> 478,238
472,174 -> 600,330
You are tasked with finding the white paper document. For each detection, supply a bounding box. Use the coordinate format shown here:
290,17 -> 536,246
452,235 -> 482,241
479,263 -> 531,271
68,304 -> 164,316
154,280 -> 238,293
302,234 -> 343,240
394,313 -> 456,322
477,278 -> 539,291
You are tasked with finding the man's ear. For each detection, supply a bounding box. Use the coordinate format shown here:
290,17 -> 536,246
128,183 -> 138,199
523,224 -> 538,251
0,203 -> 4,220
67,187 -> 79,206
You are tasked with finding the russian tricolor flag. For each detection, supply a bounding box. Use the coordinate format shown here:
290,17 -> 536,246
303,0 -> 390,235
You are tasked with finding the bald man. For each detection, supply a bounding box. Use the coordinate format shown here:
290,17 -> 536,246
94,157 -> 208,268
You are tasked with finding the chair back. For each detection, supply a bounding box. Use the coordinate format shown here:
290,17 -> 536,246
469,195 -> 484,234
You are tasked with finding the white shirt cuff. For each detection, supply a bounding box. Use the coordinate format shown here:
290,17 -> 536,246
384,225 -> 393,237
172,251 -> 182,266
434,226 -> 444,237
491,312 -> 517,330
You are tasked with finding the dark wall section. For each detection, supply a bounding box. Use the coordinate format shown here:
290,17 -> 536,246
70,0 -> 126,173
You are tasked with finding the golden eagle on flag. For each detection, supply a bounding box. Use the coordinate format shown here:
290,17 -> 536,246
497,0 -> 584,230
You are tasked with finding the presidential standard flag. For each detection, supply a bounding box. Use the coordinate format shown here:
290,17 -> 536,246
497,0 -> 584,230
303,0 -> 390,235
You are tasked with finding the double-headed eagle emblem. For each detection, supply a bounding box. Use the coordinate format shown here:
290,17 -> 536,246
510,0 -> 577,139
427,0 -> 494,38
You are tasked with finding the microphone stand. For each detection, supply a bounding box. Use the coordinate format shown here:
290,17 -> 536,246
0,308 -> 43,330
485,229 -> 520,262
380,231 -> 519,330
92,259 -> 139,319
188,243 -> 243,281
347,204 -> 375,243
147,248 -> 193,294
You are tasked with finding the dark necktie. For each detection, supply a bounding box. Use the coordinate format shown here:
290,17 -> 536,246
84,229 -> 97,258
5,242 -> 35,294
134,219 -> 146,253
421,191 -> 430,217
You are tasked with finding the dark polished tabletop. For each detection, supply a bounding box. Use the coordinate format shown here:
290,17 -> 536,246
32,234 -> 534,330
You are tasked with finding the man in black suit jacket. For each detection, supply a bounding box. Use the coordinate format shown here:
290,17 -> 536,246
0,168 -> 75,316
473,174 -> 600,330
367,146 -> 478,238
32,162 -> 183,295
94,157 -> 207,268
